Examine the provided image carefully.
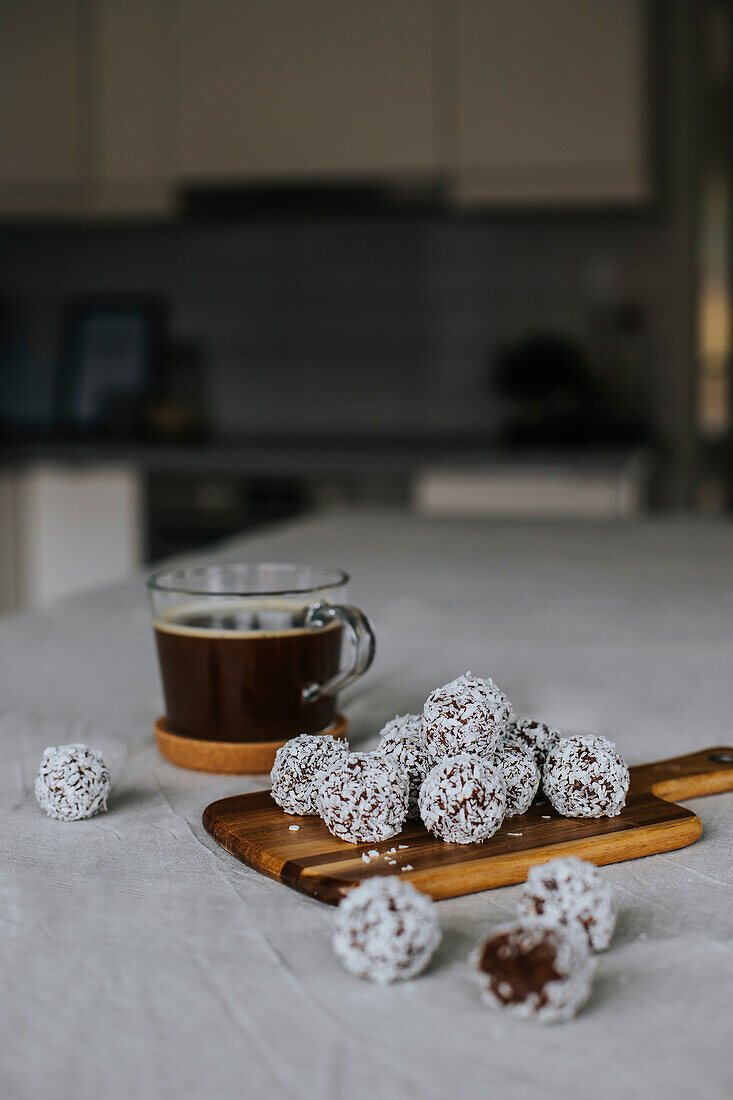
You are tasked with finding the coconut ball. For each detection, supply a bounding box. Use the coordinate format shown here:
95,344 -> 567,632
543,735 -> 629,819
333,877 -> 441,983
318,752 -> 409,844
270,734 -> 350,816
423,673 -> 509,761
378,713 -> 423,744
471,920 -> 596,1024
494,738 -> 541,817
375,735 -> 434,819
35,744 -> 111,821
517,857 -> 617,952
505,717 -> 561,765
419,753 -> 506,844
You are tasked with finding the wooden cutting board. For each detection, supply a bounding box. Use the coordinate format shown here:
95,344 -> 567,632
203,746 -> 733,905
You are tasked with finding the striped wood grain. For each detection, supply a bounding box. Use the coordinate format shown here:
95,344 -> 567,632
202,746 -> 733,905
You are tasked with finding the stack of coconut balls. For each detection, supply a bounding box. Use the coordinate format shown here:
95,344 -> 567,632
270,671 -> 630,846
270,671 -> 630,1022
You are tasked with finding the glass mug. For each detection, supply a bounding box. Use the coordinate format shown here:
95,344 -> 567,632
148,563 -> 375,743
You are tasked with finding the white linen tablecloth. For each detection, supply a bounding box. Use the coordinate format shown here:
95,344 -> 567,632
1,510 -> 732,1100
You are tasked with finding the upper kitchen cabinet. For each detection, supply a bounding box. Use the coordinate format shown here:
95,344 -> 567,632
94,0 -> 175,211
452,0 -> 650,205
0,1 -> 84,205
170,0 -> 435,180
0,0 -> 651,215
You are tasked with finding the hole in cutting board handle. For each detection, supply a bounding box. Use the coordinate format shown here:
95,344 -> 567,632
709,752 -> 733,764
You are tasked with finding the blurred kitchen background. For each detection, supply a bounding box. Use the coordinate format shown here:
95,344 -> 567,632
1,0 -> 731,611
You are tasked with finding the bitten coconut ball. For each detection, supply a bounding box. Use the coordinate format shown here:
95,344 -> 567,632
471,920 -> 596,1024
543,735 -> 629,819
419,753 -> 506,844
318,752 -> 409,844
505,717 -> 561,765
270,734 -> 350,816
35,744 -> 111,821
423,673 -> 509,761
333,877 -> 441,983
494,738 -> 541,817
375,735 -> 434,819
378,713 -> 423,744
517,857 -> 617,952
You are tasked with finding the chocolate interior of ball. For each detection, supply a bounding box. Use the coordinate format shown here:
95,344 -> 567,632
478,929 -> 562,1009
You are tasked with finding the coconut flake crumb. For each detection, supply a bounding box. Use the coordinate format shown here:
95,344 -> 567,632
288,824 -> 300,831
362,853 -> 371,864
402,864 -> 414,871
368,849 -> 380,858
398,845 -> 409,850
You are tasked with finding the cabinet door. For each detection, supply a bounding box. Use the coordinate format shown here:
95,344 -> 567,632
0,0 -> 83,185
454,0 -> 649,204
17,465 -> 142,609
172,0 -> 434,179
95,0 -> 174,186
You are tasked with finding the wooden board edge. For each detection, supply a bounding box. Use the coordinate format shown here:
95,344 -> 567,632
630,747 -> 733,799
202,803 -> 289,884
287,812 -> 704,906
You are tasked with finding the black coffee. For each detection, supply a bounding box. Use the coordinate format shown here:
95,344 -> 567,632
154,607 -> 343,742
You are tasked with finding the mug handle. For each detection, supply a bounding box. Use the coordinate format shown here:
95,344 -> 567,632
301,601 -> 376,703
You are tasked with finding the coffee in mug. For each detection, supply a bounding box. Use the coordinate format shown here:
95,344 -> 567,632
148,563 -> 375,744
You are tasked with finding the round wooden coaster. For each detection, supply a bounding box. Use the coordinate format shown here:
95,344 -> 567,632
154,714 -> 349,775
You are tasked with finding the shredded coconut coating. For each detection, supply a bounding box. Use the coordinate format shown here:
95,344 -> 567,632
270,734 -> 350,815
517,857 -> 617,951
543,735 -> 629,819
471,919 -> 596,1024
35,744 -> 111,821
475,676 -> 513,734
333,877 -> 441,983
375,736 -> 435,818
505,717 -> 562,764
378,713 -> 423,744
422,673 -> 509,761
493,739 -> 541,817
419,753 -> 506,844
318,752 -> 409,843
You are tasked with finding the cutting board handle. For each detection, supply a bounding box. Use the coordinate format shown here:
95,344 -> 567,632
630,746 -> 733,800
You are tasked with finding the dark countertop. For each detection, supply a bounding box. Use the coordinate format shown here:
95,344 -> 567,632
0,434 -> 651,477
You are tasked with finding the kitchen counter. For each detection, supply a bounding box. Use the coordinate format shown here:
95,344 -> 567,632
0,435 -> 648,477
1,509 -> 731,1100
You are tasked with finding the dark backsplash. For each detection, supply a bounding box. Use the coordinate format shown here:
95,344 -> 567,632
0,210 -> 678,443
